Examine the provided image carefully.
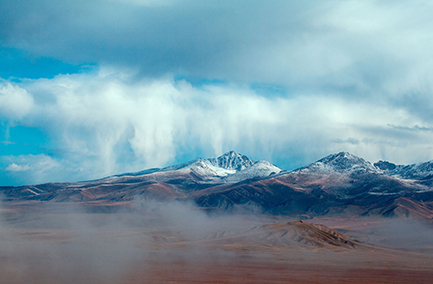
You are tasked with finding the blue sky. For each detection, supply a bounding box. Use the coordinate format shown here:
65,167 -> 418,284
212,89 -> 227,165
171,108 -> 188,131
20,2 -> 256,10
1,0 -> 433,186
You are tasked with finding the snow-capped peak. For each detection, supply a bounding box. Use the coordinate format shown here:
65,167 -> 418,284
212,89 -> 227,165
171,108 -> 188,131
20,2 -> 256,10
187,159 -> 236,177
208,151 -> 254,171
398,161 -> 433,179
301,152 -> 377,173
374,160 -> 398,172
223,160 -> 282,182
112,151 -> 281,183
174,151 -> 281,182
375,160 -> 433,180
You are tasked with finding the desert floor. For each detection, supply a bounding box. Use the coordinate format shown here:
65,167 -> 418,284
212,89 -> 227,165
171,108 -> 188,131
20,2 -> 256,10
1,203 -> 433,283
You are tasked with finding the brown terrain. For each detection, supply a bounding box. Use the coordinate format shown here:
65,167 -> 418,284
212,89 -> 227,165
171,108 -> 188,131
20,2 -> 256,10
2,152 -> 433,283
1,202 -> 433,284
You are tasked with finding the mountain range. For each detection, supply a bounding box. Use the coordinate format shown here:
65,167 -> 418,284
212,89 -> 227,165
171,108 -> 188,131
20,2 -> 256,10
2,151 -> 433,220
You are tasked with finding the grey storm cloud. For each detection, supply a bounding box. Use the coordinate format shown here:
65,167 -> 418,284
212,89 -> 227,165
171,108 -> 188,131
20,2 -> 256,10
1,0 -> 431,88
2,69 -> 433,186
1,0 -> 433,185
2,1 -> 433,116
0,0 -> 312,78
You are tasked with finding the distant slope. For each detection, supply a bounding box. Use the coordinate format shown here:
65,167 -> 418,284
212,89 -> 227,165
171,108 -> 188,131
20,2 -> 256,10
194,152 -> 433,218
375,159 -> 433,180
0,151 -> 282,203
2,151 -> 433,220
149,221 -> 365,252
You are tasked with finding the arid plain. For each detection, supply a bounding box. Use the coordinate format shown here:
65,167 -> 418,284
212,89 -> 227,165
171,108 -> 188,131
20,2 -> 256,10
1,201 -> 433,284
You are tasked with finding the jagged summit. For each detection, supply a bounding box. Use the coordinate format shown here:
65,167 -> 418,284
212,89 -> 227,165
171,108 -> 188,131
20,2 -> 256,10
301,151 -> 377,173
398,161 -> 433,179
374,160 -> 398,171
4,150 -> 433,221
113,151 -> 280,183
319,151 -> 372,169
208,151 -> 254,171
375,160 -> 433,180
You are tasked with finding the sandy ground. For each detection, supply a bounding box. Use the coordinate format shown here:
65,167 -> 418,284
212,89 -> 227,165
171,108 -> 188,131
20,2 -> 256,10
2,248 -> 433,284
1,203 -> 433,283
133,255 -> 433,284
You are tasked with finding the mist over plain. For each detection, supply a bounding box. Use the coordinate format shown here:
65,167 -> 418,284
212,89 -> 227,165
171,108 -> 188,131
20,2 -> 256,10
1,197 -> 433,283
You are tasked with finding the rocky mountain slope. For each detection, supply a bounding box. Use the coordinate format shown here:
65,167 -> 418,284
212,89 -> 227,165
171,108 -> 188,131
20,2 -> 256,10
375,159 -> 433,186
2,151 -> 433,220
0,151 -> 282,202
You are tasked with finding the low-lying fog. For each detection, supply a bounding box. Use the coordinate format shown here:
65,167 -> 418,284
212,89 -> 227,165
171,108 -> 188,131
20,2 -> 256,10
0,199 -> 271,283
1,199 -> 433,283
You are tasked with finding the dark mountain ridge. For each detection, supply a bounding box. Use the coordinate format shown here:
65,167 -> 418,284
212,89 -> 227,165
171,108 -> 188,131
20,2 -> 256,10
2,151 -> 433,220
375,159 -> 433,180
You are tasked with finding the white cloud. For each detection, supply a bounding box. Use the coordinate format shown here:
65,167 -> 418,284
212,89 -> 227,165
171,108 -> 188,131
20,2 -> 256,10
3,0 -> 432,89
1,1 -> 433,184
1,154 -> 65,185
1,68 -> 432,185
5,163 -> 30,172
0,82 -> 34,120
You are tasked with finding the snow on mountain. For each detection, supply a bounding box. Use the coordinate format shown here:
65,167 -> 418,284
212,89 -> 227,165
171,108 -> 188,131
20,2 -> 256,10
113,151 -> 281,183
375,160 -> 433,180
374,161 -> 405,176
400,161 -> 433,179
207,151 -> 254,171
224,160 -> 282,183
298,152 -> 378,174
176,158 -> 236,177
163,151 -> 281,182
5,151 -> 433,220
282,152 -> 432,199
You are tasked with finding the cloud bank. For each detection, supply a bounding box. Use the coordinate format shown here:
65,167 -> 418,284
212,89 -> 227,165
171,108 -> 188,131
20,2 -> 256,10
1,0 -> 433,90
1,67 -> 432,185
1,0 -> 433,185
